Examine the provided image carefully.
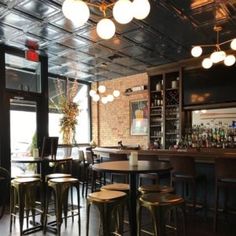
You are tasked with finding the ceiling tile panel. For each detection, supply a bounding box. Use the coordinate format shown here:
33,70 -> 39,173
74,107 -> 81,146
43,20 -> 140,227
59,35 -> 92,49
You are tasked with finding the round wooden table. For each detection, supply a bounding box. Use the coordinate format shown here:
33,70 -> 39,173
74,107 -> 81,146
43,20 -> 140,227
92,160 -> 172,236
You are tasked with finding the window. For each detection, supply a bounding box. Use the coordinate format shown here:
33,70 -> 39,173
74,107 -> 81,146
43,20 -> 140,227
48,77 -> 90,144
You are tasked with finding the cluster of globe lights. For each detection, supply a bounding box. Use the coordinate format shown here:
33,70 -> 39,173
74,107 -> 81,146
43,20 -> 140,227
62,0 -> 150,40
191,38 -> 236,69
89,85 -> 120,104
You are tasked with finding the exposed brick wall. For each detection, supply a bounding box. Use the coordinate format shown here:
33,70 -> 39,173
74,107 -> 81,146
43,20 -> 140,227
91,73 -> 149,149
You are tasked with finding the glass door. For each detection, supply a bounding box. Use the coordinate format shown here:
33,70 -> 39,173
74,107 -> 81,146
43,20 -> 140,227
10,98 -> 37,177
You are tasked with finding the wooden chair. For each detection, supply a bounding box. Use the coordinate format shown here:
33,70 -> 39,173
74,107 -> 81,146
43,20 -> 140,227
214,157 -> 236,232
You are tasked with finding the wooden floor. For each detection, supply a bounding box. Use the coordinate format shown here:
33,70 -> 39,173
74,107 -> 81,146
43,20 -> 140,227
0,195 -> 236,236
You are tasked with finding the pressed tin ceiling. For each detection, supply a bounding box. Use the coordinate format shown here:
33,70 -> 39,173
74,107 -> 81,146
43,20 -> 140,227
0,0 -> 236,82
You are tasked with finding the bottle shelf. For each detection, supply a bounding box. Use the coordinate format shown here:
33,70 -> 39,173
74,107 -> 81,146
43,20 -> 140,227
150,124 -> 162,127
151,90 -> 163,94
150,114 -> 162,117
166,118 -> 179,121
166,88 -> 178,91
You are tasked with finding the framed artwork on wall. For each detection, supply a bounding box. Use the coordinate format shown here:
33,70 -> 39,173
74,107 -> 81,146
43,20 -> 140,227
130,99 -> 148,135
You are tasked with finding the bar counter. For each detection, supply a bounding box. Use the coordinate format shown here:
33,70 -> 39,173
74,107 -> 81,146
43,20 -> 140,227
93,147 -> 236,163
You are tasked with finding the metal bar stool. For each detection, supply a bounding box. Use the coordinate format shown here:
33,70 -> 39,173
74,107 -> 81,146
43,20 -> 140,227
44,177 -> 81,236
101,183 -> 130,233
10,177 -> 42,236
86,190 -> 127,236
214,157 -> 236,232
138,193 -> 186,236
0,167 -> 10,219
170,156 -> 207,214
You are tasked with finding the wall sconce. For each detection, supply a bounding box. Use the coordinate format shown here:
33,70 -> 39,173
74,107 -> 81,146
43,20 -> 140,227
62,0 -> 150,40
191,26 -> 236,69
89,85 -> 120,104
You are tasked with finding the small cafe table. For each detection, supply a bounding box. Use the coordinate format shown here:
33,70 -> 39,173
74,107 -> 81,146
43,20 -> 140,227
92,160 -> 172,235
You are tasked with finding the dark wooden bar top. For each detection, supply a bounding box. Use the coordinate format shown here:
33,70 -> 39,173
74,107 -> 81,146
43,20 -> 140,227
93,147 -> 236,163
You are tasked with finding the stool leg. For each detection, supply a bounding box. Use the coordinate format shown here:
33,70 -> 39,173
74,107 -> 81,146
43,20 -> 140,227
214,185 -> 219,232
86,201 -> 91,236
10,186 -> 15,232
55,187 -> 63,236
70,186 -> 74,222
137,202 -> 142,236
76,185 -> 81,236
18,186 -> 25,236
63,189 -> 69,228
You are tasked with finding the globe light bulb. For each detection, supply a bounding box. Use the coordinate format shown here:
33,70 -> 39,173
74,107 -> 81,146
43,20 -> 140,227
224,55 -> 236,66
107,94 -> 114,102
62,0 -> 90,26
92,94 -> 100,102
98,85 -> 106,93
113,90 -> 120,97
191,46 -> 202,57
210,50 -> 226,63
230,38 -> 236,50
132,0 -> 150,20
89,89 -> 96,97
101,97 -> 108,104
113,0 -> 133,24
96,19 -> 116,40
202,58 -> 212,69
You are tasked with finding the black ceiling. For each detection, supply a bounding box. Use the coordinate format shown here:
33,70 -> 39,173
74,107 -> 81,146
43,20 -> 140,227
1,0 -> 236,82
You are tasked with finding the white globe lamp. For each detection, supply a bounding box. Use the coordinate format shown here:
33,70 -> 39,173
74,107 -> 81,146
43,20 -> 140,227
202,58 -> 213,69
101,97 -> 108,104
113,90 -> 120,97
113,0 -> 133,24
62,0 -> 90,26
107,94 -> 114,102
89,89 -> 96,97
96,19 -> 115,40
230,38 -> 236,50
224,55 -> 236,66
98,85 -> 106,93
191,46 -> 202,57
132,0 -> 150,20
92,94 -> 100,102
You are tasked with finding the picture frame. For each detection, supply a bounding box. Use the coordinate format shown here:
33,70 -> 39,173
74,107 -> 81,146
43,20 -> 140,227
130,99 -> 148,135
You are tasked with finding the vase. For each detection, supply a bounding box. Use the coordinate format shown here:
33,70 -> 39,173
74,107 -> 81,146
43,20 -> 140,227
62,127 -> 73,145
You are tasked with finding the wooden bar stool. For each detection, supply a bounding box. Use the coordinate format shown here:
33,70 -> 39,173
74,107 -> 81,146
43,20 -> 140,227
170,156 -> 207,214
139,184 -> 174,195
10,177 -> 42,236
86,190 -> 127,236
138,193 -> 186,236
214,157 -> 236,232
44,177 -> 81,236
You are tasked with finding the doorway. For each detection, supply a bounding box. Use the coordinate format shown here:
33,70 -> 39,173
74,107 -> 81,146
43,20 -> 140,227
10,98 -> 37,177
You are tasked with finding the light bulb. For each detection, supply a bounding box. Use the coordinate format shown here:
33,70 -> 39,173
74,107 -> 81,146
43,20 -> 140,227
191,46 -> 202,57
89,90 -> 96,97
194,110 -> 199,114
210,51 -> 226,63
107,94 -> 114,102
132,0 -> 150,20
101,97 -> 108,104
92,94 -> 100,102
201,110 -> 207,113
62,0 -> 90,26
230,38 -> 236,50
113,90 -> 120,97
202,58 -> 212,69
113,0 -> 133,24
98,85 -> 106,93
224,55 -> 236,66
96,19 -> 116,40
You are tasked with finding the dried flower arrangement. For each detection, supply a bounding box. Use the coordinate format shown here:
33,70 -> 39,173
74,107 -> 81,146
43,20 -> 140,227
55,78 -> 79,144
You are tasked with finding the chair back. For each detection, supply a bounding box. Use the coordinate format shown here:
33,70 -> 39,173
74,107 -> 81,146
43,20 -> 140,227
86,150 -> 94,165
169,156 -> 196,177
41,136 -> 58,160
215,157 -> 236,180
0,167 -> 10,181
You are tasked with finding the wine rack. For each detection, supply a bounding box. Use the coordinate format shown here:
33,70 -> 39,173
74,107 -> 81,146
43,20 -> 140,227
149,70 -> 182,149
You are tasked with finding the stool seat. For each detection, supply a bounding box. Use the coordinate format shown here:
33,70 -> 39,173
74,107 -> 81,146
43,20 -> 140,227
101,183 -> 129,191
16,174 -> 41,179
46,173 -> 71,179
48,177 -> 78,183
140,193 -> 184,206
139,184 -> 174,194
88,190 -> 126,202
12,177 -> 40,184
